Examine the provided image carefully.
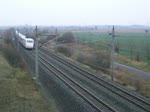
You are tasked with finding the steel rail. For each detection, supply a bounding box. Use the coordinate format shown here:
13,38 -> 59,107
40,48 -> 150,112
29,51 -> 118,112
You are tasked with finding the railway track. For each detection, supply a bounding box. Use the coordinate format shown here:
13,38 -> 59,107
38,47 -> 150,112
27,50 -> 117,112
13,30 -> 150,112
23,47 -> 150,112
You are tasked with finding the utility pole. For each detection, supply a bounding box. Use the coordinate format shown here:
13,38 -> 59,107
17,29 -> 20,51
35,26 -> 39,82
55,28 -> 58,42
110,26 -> 115,81
55,28 -> 58,36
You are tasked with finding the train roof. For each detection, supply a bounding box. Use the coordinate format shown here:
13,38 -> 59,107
16,30 -> 18,34
16,30 -> 34,41
26,38 -> 34,41
18,33 -> 26,39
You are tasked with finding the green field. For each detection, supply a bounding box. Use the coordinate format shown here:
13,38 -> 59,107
73,32 -> 150,63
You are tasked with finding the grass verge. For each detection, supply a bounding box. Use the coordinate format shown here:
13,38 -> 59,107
0,41 -> 57,112
114,69 -> 150,98
116,55 -> 150,73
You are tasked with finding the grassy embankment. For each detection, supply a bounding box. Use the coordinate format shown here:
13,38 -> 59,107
116,55 -> 150,72
0,39 -> 57,111
47,43 -> 150,98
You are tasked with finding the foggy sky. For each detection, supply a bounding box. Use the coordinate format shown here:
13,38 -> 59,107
0,0 -> 150,26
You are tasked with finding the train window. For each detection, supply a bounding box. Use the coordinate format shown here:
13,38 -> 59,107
27,40 -> 33,43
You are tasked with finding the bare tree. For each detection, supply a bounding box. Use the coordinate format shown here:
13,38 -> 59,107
136,50 -> 141,62
145,42 -> 150,64
128,40 -> 135,60
57,32 -> 74,43
3,29 -> 13,45
42,29 -> 49,34
145,29 -> 149,34
115,41 -> 120,55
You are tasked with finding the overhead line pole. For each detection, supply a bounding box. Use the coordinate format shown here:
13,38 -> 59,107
34,27 -> 60,83
17,29 -> 20,51
111,26 -> 115,81
35,25 -> 39,83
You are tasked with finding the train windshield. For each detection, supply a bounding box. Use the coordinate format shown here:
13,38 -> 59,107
27,40 -> 33,43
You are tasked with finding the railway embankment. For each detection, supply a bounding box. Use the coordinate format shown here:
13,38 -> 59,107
0,30 -> 58,112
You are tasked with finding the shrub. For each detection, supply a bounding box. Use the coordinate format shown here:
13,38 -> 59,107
76,52 -> 110,73
115,70 -> 143,92
1,29 -> 25,69
2,44 -> 24,68
56,46 -> 73,57
93,51 -> 110,68
57,32 -> 74,43
39,35 -> 56,44
3,29 -> 13,45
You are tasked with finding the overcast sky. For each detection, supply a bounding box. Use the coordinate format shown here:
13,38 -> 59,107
0,0 -> 150,26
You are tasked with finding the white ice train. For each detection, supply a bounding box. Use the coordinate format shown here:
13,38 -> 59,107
16,30 -> 34,49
